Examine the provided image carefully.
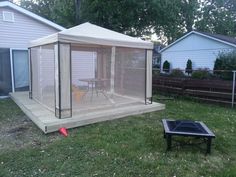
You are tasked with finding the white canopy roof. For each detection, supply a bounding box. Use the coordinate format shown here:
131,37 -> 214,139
30,22 -> 153,49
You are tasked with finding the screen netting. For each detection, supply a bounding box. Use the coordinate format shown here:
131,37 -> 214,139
115,47 -> 146,100
31,44 -> 55,111
31,43 -> 147,114
71,45 -> 146,111
71,45 -> 112,110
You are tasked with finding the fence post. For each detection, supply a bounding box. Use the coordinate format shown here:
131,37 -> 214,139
182,79 -> 185,95
232,71 -> 236,108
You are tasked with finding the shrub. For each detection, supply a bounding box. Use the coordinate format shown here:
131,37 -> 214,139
213,50 -> 236,79
153,68 -> 160,77
213,58 -> 223,75
185,59 -> 192,75
169,69 -> 185,77
191,68 -> 210,79
163,60 -> 170,73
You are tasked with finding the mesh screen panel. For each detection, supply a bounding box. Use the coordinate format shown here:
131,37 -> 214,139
31,43 -> 147,113
71,45 -> 112,110
71,45 -> 146,111
115,47 -> 146,100
31,44 -> 55,111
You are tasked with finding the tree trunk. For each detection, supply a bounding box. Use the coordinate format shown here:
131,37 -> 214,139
75,0 -> 81,24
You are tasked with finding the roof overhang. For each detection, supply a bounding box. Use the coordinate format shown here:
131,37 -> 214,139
30,33 -> 154,49
0,1 -> 65,31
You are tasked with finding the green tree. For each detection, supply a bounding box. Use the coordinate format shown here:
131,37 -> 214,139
152,0 -> 199,43
185,59 -> 192,75
163,60 -> 170,73
20,0 -> 76,28
18,0 -> 202,42
213,58 -> 223,76
195,0 -> 236,36
180,0 -> 199,32
213,51 -> 236,79
79,0 -> 154,36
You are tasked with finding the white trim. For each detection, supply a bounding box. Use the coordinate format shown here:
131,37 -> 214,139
10,48 -> 28,92
160,31 -> 236,53
0,1 -> 65,31
146,50 -> 152,98
10,48 -> 15,92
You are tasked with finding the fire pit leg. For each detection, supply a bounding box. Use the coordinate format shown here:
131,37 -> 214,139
206,138 -> 212,154
166,135 -> 172,151
163,130 -> 166,139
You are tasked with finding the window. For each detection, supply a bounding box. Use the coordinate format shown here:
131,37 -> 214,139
3,11 -> 14,22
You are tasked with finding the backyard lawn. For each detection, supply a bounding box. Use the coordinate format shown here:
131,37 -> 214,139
0,96 -> 236,177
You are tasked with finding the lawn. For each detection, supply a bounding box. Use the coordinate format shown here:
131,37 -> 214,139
0,96 -> 236,177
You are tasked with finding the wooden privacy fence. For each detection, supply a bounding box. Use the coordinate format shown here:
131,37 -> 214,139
153,76 -> 236,105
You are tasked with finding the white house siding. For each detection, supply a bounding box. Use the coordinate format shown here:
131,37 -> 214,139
71,51 -> 96,86
161,33 -> 235,71
0,7 -> 59,48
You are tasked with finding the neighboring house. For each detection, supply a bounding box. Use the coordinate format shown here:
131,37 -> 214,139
160,31 -> 236,72
153,44 -> 165,68
0,1 -> 65,97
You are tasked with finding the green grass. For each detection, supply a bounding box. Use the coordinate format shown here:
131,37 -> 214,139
0,96 -> 236,177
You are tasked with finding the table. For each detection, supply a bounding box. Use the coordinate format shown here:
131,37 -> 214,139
162,119 -> 215,154
79,78 -> 110,101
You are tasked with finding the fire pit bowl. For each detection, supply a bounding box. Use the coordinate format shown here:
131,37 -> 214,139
162,119 -> 215,154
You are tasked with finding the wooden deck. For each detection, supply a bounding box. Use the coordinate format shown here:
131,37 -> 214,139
10,92 -> 165,133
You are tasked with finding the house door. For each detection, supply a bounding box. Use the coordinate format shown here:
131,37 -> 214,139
0,48 -> 12,96
12,50 -> 29,91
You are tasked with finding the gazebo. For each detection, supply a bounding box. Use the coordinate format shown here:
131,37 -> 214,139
28,22 -> 154,119
10,22 -> 165,133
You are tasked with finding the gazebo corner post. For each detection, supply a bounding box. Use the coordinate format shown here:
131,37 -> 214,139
54,42 -> 72,119
54,42 -> 60,118
110,46 -> 116,96
145,49 -> 153,105
28,47 -> 32,99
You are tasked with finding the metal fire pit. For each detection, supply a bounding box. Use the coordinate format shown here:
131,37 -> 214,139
162,119 -> 215,154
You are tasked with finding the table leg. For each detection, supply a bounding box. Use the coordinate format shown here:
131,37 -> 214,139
166,135 -> 172,151
80,82 -> 89,100
206,138 -> 212,154
91,82 -> 94,101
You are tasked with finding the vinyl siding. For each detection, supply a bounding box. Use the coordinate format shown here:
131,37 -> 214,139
161,33 -> 236,71
0,7 -> 59,49
71,51 -> 96,86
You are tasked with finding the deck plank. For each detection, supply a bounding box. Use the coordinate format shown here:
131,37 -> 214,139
10,92 -> 165,133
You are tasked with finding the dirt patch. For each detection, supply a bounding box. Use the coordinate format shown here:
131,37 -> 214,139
0,115 -> 61,152
7,126 -> 29,134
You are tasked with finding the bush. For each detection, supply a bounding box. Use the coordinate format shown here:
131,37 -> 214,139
213,58 -> 223,75
191,68 -> 210,79
213,50 -> 236,79
163,60 -> 170,73
169,69 -> 185,77
185,59 -> 192,75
